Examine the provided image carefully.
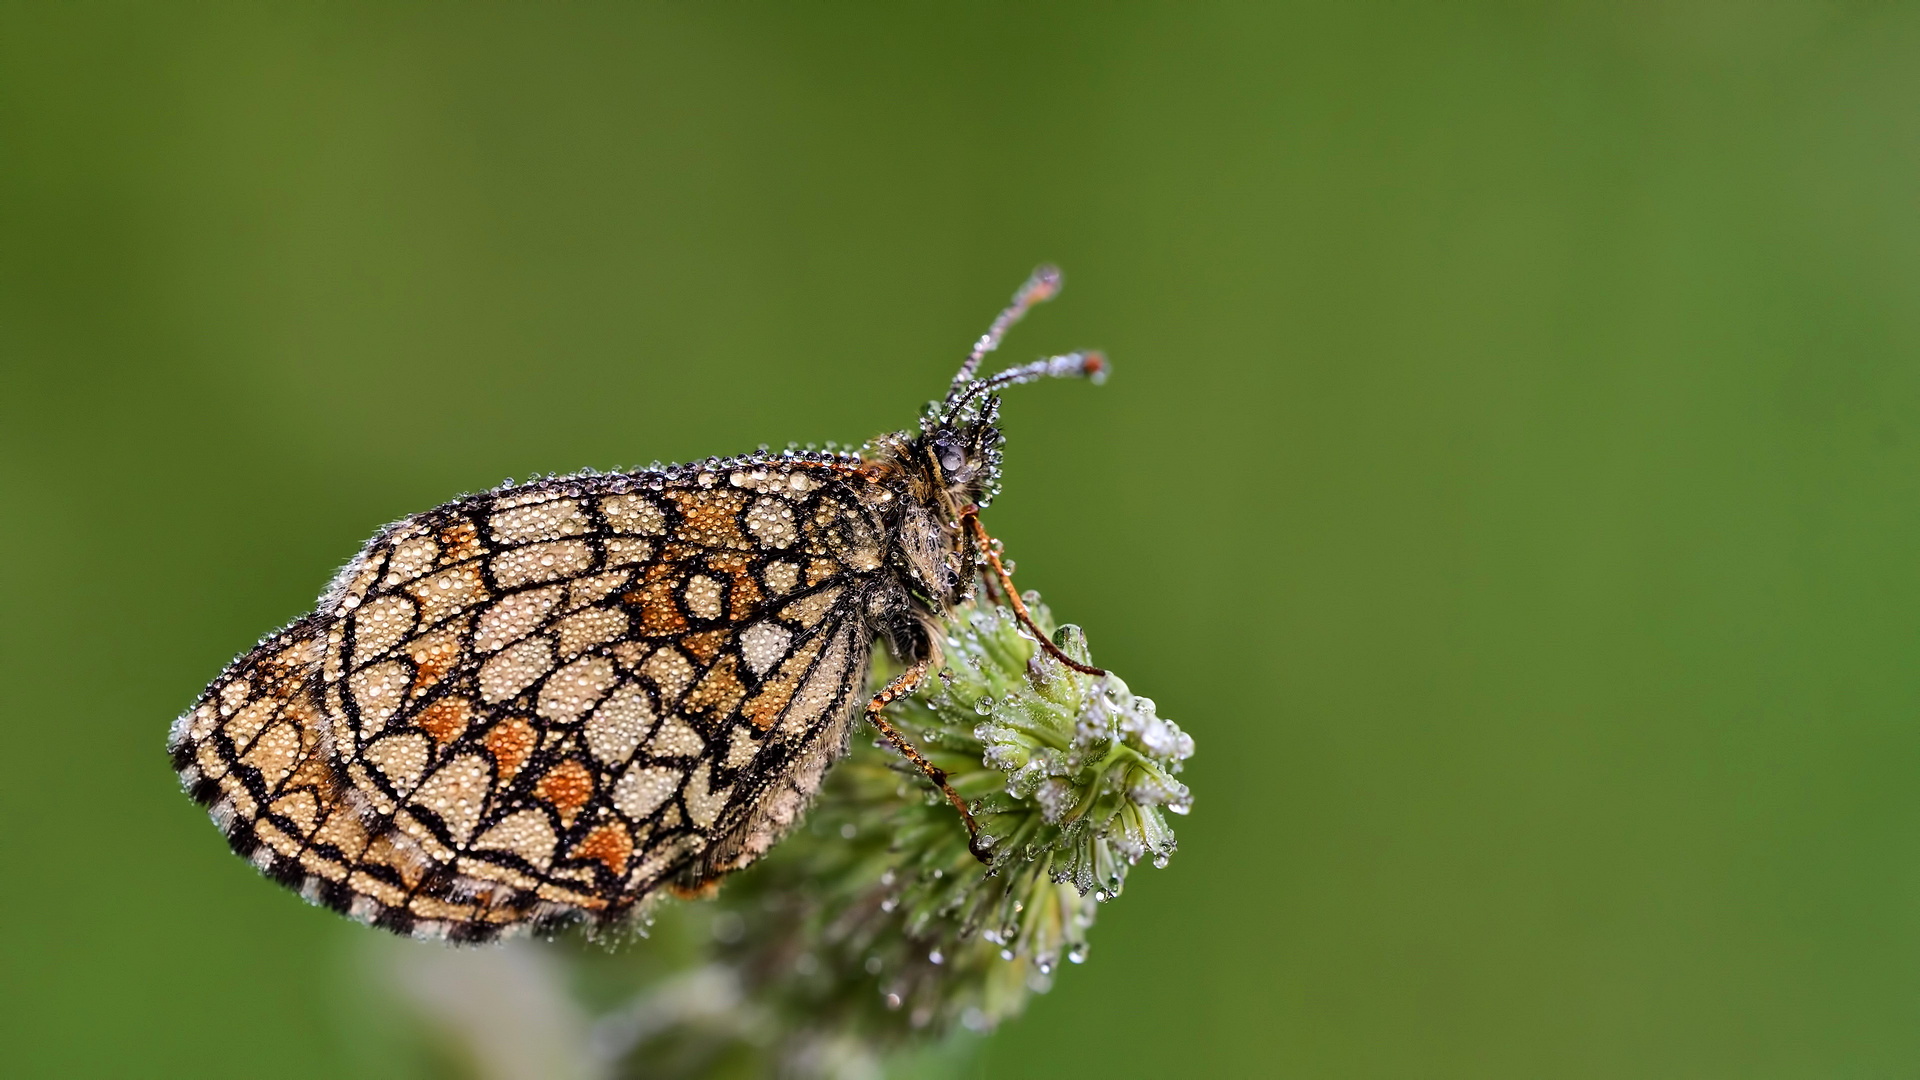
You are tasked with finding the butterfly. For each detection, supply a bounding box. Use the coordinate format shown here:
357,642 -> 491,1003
168,267 -> 1109,942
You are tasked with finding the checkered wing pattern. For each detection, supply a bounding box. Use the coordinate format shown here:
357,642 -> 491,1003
170,462 -> 890,940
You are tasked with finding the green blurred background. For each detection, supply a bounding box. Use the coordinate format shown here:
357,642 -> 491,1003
5,2 -> 1920,1076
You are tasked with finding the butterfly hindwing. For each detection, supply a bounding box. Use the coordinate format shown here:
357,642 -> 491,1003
175,461 -> 892,939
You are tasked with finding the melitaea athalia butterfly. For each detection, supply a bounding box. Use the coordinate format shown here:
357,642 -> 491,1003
169,267 -> 1108,942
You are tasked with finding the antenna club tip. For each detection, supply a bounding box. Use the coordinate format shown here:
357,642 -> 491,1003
1024,265 -> 1064,301
1084,351 -> 1109,385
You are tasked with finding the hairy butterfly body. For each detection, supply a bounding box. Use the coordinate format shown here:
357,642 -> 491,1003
169,267 -> 1105,941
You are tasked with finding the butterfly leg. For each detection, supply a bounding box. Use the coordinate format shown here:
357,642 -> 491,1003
960,508 -> 1110,678
865,660 -> 993,865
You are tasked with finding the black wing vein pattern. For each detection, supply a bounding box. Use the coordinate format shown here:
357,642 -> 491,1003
168,463 -> 889,941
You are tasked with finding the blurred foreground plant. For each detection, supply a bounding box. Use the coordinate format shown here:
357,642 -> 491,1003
362,592 -> 1193,1080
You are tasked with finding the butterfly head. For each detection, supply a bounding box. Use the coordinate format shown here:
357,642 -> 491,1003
922,348 -> 1105,510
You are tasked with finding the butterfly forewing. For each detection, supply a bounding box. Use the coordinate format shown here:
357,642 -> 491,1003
171,461 -> 887,940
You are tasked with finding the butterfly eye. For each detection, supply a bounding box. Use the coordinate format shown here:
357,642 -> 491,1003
937,443 -> 966,474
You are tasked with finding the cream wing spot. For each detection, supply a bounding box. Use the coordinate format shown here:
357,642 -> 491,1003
600,494 -> 666,535
584,682 -> 656,765
492,540 -> 592,589
646,715 -> 706,758
411,754 -> 492,845
684,575 -> 724,620
604,537 -> 653,567
224,699 -> 277,753
241,721 -> 302,788
269,790 -> 321,836
762,561 -> 799,597
611,641 -> 649,670
492,488 -> 564,510
408,568 -> 488,626
779,586 -> 843,629
742,632 -> 827,729
489,499 -> 589,545
182,702 -> 218,745
739,622 -> 791,677
351,595 -> 417,666
723,725 -> 758,770
566,569 -> 632,610
556,607 -> 627,657
479,637 -> 555,704
365,733 -> 431,795
778,627 -> 853,741
842,542 -> 883,573
475,586 -> 564,652
472,809 -> 559,870
683,762 -> 732,830
218,679 -> 251,712
392,810 -> 454,865
349,660 -> 410,738
745,496 -> 799,549
218,679 -> 251,711
536,656 -> 618,724
385,535 -> 438,583
612,764 -> 682,821
639,647 -> 695,707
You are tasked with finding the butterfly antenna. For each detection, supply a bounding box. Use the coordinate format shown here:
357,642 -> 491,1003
946,350 -> 1108,420
950,265 -> 1063,392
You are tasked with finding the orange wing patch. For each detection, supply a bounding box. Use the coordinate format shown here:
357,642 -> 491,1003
483,717 -> 537,782
416,696 -> 473,746
569,823 -> 634,877
625,564 -> 690,637
533,759 -> 595,828
668,489 -> 752,550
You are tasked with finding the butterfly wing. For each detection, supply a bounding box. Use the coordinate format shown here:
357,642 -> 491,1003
173,460 -> 894,940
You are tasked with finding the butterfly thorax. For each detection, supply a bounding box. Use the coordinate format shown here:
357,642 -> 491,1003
858,418 -> 1001,663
